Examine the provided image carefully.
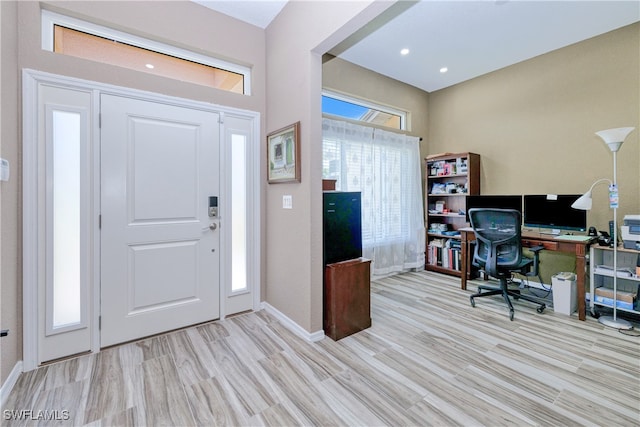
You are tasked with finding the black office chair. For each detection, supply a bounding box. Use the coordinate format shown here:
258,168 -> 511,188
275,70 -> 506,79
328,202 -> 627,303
468,208 -> 546,321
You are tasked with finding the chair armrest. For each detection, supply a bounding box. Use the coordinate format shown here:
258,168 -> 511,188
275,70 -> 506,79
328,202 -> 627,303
525,245 -> 544,278
528,245 -> 544,254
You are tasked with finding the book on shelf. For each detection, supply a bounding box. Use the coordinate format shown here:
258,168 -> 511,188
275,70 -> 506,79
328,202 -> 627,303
427,238 -> 461,271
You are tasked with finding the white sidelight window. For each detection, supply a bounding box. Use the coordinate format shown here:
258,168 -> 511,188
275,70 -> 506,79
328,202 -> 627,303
50,110 -> 83,330
231,133 -> 248,292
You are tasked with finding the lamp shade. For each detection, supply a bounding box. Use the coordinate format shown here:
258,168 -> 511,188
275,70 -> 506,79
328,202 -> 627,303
595,127 -> 635,152
571,178 -> 612,211
571,192 -> 592,210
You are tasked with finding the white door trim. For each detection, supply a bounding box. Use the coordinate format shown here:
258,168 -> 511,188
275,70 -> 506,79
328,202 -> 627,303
22,69 -> 261,371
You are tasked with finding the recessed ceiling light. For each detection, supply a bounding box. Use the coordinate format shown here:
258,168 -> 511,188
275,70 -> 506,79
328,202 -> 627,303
400,48 -> 410,56
440,67 -> 448,73
145,63 -> 155,69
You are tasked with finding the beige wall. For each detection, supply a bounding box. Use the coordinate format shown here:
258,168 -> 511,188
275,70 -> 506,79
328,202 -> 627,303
264,1 -> 393,333
1,0 -> 21,386
428,23 -> 640,232
1,0 -> 266,384
428,23 -> 639,281
23,1 -> 266,112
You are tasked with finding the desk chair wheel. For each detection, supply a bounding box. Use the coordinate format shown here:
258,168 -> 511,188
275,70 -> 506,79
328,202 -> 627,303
536,304 -> 546,314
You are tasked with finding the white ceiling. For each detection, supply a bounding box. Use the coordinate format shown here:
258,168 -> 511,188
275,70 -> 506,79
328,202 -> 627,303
194,0 -> 640,92
191,0 -> 288,29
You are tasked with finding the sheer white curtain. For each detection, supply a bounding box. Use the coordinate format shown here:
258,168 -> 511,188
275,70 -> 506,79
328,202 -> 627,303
322,118 -> 425,276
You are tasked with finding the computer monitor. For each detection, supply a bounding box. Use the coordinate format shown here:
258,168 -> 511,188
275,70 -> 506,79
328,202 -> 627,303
523,194 -> 587,234
465,195 -> 522,222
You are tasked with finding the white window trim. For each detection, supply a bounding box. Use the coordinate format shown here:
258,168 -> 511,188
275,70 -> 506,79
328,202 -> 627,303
41,10 -> 252,95
322,89 -> 407,130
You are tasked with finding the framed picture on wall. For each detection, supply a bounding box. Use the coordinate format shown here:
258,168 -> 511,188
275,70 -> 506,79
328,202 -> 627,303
267,121 -> 301,183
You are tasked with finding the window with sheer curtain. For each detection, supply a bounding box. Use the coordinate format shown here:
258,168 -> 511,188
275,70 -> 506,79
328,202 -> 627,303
322,118 -> 425,276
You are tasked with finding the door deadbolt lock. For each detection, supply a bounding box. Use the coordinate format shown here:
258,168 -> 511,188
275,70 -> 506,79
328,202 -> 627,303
209,196 -> 218,218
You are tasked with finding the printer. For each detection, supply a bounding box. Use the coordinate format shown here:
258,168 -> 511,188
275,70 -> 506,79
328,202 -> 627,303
621,215 -> 640,250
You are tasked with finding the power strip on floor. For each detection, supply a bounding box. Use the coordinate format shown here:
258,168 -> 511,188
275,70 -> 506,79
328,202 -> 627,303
512,278 -> 549,291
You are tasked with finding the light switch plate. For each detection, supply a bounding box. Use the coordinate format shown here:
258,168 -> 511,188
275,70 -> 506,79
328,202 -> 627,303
283,195 -> 292,209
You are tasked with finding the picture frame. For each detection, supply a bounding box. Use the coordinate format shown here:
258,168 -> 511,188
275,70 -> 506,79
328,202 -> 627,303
267,121 -> 301,183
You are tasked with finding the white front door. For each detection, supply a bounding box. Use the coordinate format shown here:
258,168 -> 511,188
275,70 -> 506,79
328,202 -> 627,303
100,94 -> 220,347
25,71 -> 260,370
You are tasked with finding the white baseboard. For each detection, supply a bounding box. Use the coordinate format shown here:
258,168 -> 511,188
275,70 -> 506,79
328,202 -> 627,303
0,361 -> 23,408
261,302 -> 325,342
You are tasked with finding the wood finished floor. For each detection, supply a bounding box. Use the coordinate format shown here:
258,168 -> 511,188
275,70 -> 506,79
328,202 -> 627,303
4,271 -> 640,426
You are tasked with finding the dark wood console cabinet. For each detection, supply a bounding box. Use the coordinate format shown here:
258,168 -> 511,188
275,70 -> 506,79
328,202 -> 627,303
324,258 -> 371,340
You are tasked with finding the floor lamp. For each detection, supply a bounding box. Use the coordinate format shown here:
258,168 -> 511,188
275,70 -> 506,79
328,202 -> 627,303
572,126 -> 635,330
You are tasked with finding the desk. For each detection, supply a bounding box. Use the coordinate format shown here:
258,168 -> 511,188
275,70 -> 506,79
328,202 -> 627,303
460,229 -> 596,320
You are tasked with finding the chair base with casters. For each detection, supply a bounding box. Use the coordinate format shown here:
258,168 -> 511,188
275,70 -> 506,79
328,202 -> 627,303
467,206 -> 547,321
470,274 -> 546,321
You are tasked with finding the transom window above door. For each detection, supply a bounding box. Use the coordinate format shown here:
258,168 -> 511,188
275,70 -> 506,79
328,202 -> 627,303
41,10 -> 251,95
